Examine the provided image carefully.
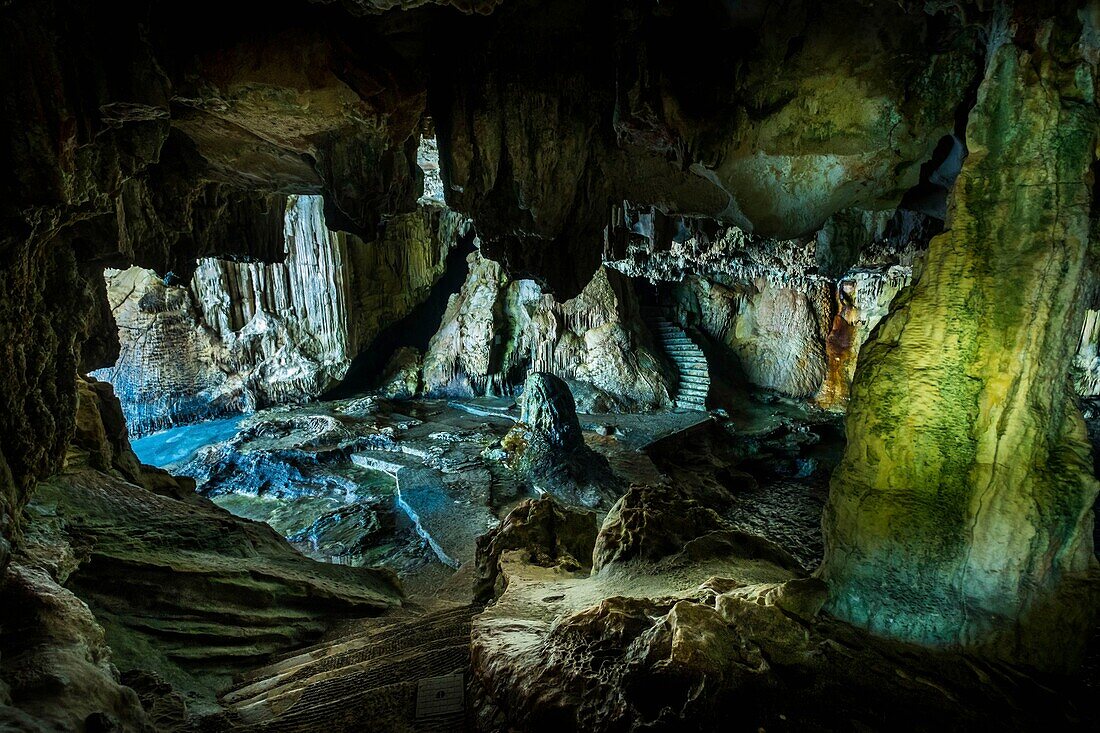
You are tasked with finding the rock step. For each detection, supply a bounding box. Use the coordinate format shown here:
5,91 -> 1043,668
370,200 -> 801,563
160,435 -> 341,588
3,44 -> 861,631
678,390 -> 709,400
229,633 -> 471,712
229,644 -> 471,732
229,605 -> 475,693
219,605 -> 477,732
644,314 -> 711,413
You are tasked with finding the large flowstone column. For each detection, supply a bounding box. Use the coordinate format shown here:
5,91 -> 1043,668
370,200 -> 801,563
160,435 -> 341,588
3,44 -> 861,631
821,22 -> 1099,670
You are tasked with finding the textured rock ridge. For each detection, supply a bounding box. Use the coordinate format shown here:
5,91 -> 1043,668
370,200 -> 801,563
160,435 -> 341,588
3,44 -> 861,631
822,12 -> 1100,670
95,196 -> 462,435
422,251 -> 674,410
0,377 -> 403,727
607,208 -> 929,406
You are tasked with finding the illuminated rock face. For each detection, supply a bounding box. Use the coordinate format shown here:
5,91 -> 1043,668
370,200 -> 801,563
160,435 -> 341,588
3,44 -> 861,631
95,196 -> 460,434
421,253 -> 674,411
608,212 -> 925,405
821,36 -> 1100,670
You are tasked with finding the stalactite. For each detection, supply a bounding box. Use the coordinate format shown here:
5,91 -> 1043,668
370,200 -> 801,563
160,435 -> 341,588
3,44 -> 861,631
97,196 -> 462,435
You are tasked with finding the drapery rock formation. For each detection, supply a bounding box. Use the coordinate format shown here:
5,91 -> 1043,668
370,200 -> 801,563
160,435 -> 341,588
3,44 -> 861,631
822,13 -> 1100,670
606,208 -> 931,408
421,253 -> 674,410
95,195 -> 463,434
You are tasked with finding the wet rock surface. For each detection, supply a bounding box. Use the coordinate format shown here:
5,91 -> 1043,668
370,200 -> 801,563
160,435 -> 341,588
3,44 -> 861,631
498,373 -> 623,509
95,196 -> 464,436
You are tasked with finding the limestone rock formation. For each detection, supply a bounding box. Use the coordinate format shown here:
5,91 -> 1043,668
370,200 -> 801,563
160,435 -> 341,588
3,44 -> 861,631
1074,308 -> 1100,396
594,484 -> 803,575
95,196 -> 462,435
496,373 -> 621,509
0,554 -> 154,733
378,346 -> 423,399
822,17 -> 1100,670
472,494 -> 1078,731
422,252 -> 674,410
607,209 -> 928,407
0,0 -> 427,568
433,0 -> 978,296
474,496 -> 598,602
14,380 -> 402,718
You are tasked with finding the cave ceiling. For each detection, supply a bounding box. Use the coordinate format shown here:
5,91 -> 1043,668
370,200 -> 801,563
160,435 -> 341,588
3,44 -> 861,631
3,0 -> 987,294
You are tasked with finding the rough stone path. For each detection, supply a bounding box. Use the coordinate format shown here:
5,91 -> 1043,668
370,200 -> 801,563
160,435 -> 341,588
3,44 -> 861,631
210,603 -> 477,732
643,309 -> 710,410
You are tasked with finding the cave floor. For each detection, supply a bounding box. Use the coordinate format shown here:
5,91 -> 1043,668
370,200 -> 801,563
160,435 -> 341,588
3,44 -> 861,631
119,393 -> 1100,730
141,392 -> 832,602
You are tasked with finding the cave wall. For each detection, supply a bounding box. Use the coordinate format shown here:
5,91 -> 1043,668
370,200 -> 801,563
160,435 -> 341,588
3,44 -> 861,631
94,196 -> 461,435
430,0 -> 979,296
821,9 -> 1100,670
2,0 -> 1097,697
419,252 -> 674,411
606,208 -> 929,408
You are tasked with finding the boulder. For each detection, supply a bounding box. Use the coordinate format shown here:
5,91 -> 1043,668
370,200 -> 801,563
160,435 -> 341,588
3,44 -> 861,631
498,373 -> 622,508
475,496 -> 598,602
377,347 -> 422,400
593,484 -> 802,574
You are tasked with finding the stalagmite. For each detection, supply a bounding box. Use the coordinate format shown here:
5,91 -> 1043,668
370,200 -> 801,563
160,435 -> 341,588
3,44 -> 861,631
821,23 -> 1100,669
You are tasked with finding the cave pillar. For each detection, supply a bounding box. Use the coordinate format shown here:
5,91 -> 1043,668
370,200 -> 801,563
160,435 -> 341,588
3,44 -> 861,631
821,27 -> 1100,669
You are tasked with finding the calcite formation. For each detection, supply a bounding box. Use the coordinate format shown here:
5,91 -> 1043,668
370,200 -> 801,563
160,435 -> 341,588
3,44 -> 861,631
433,0 -> 977,296
474,496 -> 598,602
95,195 -> 462,434
1,0 -> 1098,727
497,373 -> 621,508
422,253 -> 675,410
822,16 -> 1100,670
607,210 -> 925,406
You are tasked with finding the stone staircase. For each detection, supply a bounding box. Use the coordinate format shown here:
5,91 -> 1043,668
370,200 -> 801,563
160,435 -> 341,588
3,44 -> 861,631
207,604 -> 476,733
644,309 -> 710,411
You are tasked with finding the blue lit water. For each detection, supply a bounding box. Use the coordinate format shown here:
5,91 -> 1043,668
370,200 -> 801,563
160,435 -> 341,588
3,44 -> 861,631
130,414 -> 247,471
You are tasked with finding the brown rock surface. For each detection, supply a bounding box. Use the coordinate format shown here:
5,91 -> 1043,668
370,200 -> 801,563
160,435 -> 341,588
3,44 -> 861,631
474,496 -> 598,602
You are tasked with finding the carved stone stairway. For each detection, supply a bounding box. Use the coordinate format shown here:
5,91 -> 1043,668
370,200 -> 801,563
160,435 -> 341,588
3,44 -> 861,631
207,603 -> 476,732
643,309 -> 710,411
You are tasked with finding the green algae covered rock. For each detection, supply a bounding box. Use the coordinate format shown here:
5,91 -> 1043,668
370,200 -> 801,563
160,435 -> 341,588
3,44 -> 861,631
821,15 -> 1100,670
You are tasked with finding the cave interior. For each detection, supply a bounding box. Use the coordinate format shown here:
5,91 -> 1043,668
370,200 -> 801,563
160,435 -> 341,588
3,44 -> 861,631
2,0 -> 1100,731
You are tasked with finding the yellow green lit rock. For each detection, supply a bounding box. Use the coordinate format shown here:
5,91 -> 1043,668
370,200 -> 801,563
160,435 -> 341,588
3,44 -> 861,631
821,32 -> 1100,670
